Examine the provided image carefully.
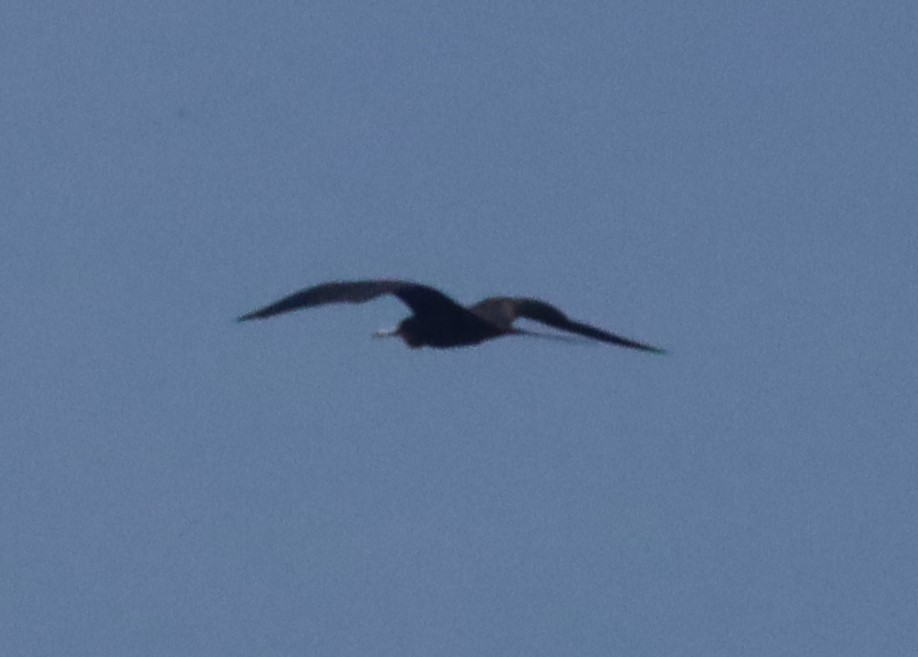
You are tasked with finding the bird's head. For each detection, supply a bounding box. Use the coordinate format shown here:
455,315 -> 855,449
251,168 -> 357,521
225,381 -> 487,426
372,317 -> 423,348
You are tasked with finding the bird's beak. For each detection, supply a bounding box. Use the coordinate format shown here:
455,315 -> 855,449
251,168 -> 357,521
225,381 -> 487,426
373,327 -> 399,338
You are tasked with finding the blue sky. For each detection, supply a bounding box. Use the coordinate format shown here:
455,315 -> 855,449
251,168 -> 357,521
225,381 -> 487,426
3,2 -> 916,655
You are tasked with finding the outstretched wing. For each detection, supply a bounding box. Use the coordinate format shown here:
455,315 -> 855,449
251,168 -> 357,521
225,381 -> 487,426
471,297 -> 666,353
238,280 -> 467,321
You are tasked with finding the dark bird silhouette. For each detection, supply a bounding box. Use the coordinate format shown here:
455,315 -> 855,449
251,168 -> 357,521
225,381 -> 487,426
238,279 -> 665,353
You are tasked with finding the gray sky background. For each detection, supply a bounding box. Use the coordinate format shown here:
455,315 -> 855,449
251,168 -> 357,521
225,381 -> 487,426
3,2 -> 916,655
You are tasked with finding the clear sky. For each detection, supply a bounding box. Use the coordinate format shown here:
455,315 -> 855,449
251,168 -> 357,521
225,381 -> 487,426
3,1 -> 916,655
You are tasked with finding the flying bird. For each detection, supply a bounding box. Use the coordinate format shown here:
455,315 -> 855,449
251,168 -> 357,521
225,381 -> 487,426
238,279 -> 665,353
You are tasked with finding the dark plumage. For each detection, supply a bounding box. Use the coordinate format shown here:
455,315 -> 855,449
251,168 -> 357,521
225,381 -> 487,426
238,279 -> 665,353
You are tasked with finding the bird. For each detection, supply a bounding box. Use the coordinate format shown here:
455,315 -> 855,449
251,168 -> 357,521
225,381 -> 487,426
238,279 -> 665,353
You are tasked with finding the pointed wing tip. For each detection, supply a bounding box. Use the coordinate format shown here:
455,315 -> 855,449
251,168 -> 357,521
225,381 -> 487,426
630,342 -> 667,354
610,338 -> 667,354
237,311 -> 260,322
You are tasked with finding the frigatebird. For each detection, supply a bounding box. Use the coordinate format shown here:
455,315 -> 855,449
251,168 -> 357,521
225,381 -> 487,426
238,279 -> 664,353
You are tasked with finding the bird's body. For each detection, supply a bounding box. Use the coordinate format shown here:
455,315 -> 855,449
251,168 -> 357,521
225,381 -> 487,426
238,279 -> 665,353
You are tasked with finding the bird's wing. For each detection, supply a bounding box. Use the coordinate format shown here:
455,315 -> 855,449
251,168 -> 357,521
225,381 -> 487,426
238,280 -> 468,321
471,297 -> 666,353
